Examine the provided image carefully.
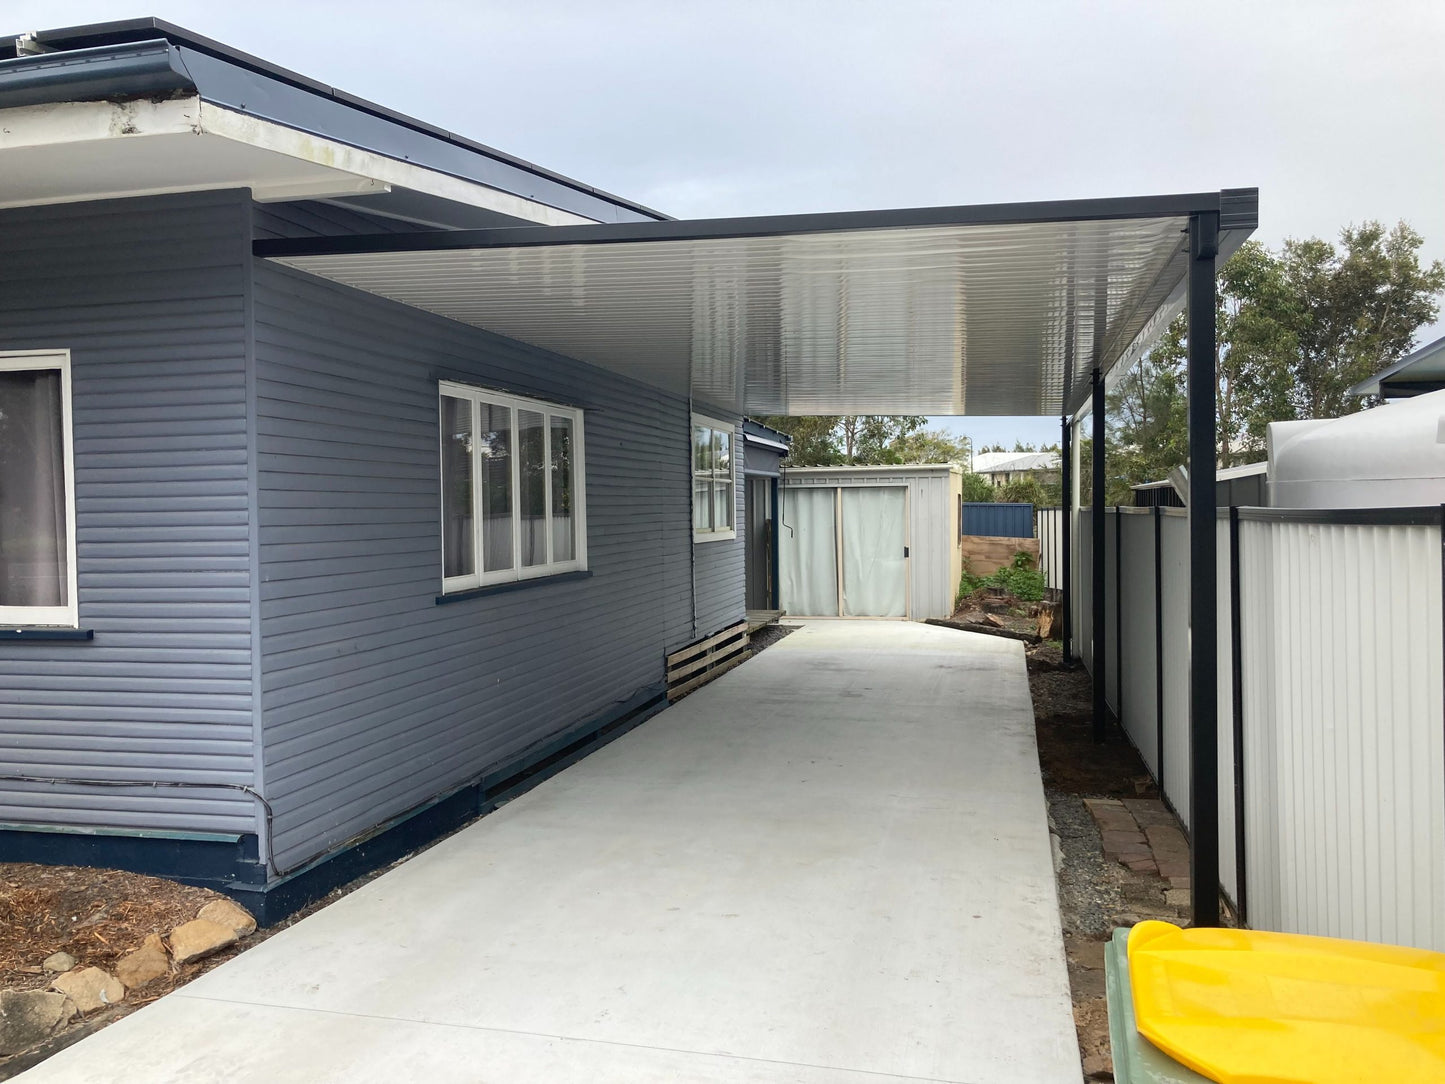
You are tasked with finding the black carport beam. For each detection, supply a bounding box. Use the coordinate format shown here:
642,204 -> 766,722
1188,212 -> 1222,928
1061,416 -> 1073,667
1091,370 -> 1107,743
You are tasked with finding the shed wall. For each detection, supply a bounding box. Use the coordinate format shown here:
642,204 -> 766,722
781,469 -> 955,619
252,262 -> 697,871
0,191 -> 258,835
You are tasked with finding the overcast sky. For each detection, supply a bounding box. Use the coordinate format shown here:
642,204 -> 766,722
10,0 -> 1444,448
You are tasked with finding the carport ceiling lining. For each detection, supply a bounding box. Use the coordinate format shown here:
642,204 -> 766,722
260,190 -> 1257,417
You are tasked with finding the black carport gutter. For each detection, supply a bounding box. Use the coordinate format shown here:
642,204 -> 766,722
1188,212 -> 1221,928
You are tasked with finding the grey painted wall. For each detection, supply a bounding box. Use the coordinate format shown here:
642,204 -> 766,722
252,262 -> 697,871
692,419 -> 747,636
0,190 -> 258,836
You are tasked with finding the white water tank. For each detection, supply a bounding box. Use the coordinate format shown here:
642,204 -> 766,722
1268,390 -> 1445,507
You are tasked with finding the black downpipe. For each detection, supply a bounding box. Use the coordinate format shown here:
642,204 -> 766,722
770,478 -> 781,610
1061,417 -> 1073,667
1230,505 -> 1247,924
1187,211 -> 1221,928
1154,506 -> 1165,789
1092,371 -> 1107,743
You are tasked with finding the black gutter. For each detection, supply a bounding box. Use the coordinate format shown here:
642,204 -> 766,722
254,188 -> 1260,259
0,39 -> 193,106
0,18 -> 666,225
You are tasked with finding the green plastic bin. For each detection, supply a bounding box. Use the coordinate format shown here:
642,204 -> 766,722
1103,927 -> 1212,1084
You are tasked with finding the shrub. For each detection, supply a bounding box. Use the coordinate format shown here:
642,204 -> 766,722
957,551 -> 1047,604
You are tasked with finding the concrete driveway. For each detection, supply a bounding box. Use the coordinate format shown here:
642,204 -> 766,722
19,621 -> 1079,1083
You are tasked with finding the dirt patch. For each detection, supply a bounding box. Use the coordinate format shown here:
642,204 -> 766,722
1031,656 -> 1194,1080
748,622 -> 796,655
0,865 -> 225,990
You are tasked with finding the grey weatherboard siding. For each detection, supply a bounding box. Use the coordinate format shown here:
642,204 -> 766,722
252,261 -> 698,872
0,190 -> 258,838
0,186 -> 745,887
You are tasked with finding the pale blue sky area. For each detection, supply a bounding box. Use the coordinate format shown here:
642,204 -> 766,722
926,416 -> 1061,451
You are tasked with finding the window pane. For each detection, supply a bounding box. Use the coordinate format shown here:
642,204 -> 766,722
693,425 -> 713,472
693,481 -> 712,530
550,415 -> 575,562
479,402 -> 513,572
0,370 -> 67,607
519,408 -> 547,567
714,426 -> 731,478
440,396 -> 475,579
713,481 -> 732,531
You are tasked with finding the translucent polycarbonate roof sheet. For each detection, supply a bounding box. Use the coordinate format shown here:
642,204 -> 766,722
270,212 -> 1206,417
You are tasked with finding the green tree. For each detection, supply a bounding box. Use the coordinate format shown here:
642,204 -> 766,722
756,415 -> 928,466
889,427 -> 971,465
1263,222 -> 1444,420
960,472 -> 994,502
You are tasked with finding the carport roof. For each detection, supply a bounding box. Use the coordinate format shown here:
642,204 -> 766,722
256,189 -> 1258,418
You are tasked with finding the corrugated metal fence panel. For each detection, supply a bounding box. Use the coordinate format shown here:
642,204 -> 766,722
1035,507 -> 1062,590
961,502 -> 1034,539
1158,511 -> 1191,830
1239,520 -> 1445,950
1076,508 -> 1093,673
1104,511 -> 1119,715
1118,511 -> 1159,777
0,191 -> 257,835
693,419 -> 746,637
253,262 -> 696,872
1216,515 -> 1238,908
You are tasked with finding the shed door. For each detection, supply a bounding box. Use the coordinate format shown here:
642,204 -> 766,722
779,487 -> 838,617
841,487 -> 908,617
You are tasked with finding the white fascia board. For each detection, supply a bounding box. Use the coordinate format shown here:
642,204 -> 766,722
196,103 -> 592,223
0,97 -> 594,225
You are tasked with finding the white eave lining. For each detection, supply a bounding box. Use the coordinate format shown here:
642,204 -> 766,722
0,96 -> 595,225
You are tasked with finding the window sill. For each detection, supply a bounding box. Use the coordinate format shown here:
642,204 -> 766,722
0,627 -> 93,641
693,530 -> 737,544
436,570 -> 592,605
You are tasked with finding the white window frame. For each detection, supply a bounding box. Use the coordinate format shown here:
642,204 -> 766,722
439,380 -> 587,593
0,349 -> 78,628
691,412 -> 737,543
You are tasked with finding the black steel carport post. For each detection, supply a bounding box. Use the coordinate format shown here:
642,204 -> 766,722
1061,415 -> 1073,667
1188,211 -> 1221,928
1091,371 -> 1106,743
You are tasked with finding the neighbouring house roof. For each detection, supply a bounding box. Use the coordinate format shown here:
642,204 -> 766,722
258,190 -> 1258,417
1348,334 -> 1445,399
971,451 -> 1061,473
0,18 -> 666,227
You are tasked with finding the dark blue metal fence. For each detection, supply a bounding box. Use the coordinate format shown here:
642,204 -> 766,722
961,502 -> 1034,538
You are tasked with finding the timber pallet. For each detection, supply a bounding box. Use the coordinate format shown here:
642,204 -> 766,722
666,621 -> 751,700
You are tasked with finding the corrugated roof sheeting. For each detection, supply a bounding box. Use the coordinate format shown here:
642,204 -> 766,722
268,192 -> 1257,418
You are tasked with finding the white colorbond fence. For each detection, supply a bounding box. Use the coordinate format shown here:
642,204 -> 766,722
1036,507 -> 1063,590
1072,504 -> 1445,951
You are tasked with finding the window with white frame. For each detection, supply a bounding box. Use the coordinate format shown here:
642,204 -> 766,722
0,351 -> 78,627
439,382 -> 586,592
692,414 -> 735,541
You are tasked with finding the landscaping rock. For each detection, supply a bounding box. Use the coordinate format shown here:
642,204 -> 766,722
50,967 -> 125,1015
115,934 -> 170,990
197,898 -> 257,938
0,990 -> 76,1054
41,951 -> 76,973
168,918 -> 237,964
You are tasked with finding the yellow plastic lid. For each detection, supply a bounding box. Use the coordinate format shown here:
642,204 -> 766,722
1126,920 -> 1445,1084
